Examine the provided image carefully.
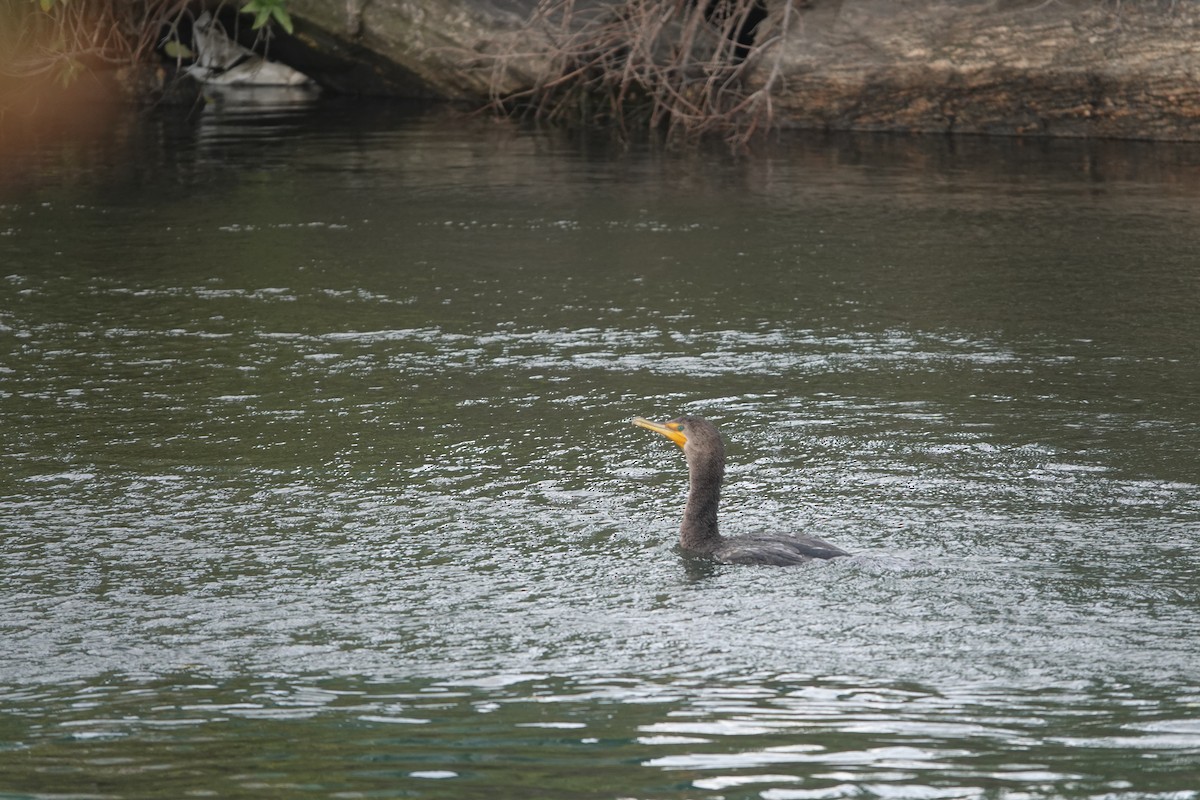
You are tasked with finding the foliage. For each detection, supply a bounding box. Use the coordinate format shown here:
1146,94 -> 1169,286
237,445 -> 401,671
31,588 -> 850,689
2,0 -> 191,82
1,0 -> 295,84
241,0 -> 293,35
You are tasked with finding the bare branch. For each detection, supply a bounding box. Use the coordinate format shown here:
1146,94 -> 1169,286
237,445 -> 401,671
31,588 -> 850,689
480,0 -> 783,147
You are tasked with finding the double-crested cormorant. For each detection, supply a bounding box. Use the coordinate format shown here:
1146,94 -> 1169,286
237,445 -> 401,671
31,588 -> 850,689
633,415 -> 850,566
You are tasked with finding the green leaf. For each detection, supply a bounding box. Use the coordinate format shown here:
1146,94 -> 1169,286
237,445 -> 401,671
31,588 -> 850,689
54,57 -> 83,88
163,40 -> 194,59
270,5 -> 294,35
38,0 -> 54,12
240,0 -> 292,33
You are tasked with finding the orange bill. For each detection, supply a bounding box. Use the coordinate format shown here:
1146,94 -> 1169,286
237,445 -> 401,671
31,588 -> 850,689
632,417 -> 688,449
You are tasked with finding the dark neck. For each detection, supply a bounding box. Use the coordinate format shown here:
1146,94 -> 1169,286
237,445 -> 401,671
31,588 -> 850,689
680,451 -> 724,553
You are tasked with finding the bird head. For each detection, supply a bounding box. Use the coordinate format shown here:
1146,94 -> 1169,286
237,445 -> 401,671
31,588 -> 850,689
633,415 -> 725,457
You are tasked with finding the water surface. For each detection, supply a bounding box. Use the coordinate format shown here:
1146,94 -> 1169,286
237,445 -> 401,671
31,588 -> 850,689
2,100 -> 1199,798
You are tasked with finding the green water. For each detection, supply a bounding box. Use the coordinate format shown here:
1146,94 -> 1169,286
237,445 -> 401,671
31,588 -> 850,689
2,101 -> 1199,799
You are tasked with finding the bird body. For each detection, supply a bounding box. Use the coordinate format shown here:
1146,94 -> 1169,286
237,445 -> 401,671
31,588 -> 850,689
634,415 -> 849,567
